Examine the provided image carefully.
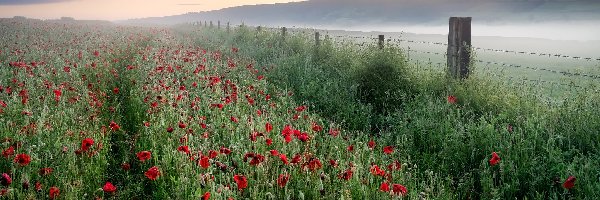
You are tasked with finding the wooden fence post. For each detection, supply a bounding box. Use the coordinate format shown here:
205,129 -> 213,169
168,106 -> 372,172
218,21 -> 220,29
282,27 -> 287,37
315,32 -> 320,46
204,21 -> 207,27
378,35 -> 384,49
447,17 -> 471,79
227,22 -> 230,32
210,21 -> 213,28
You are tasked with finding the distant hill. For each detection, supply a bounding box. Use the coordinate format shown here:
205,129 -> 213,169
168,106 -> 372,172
120,0 -> 600,27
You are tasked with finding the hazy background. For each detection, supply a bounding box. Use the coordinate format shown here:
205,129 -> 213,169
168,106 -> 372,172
1,0 -> 600,41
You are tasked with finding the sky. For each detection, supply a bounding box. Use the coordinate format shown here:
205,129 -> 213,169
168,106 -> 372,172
0,0 -> 304,21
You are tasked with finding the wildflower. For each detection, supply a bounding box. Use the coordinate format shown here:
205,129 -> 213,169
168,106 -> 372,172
14,153 -> 31,166
136,151 -> 152,162
563,176 -> 576,190
0,173 -> 11,186
49,186 -> 60,199
145,166 -> 161,180
39,168 -> 53,176
103,182 -> 117,193
370,165 -> 386,177
220,147 -> 231,155
338,168 -> 353,181
265,122 -> 273,133
2,146 -> 14,158
177,146 -> 190,154
178,121 -> 186,129
233,174 -> 247,190
380,182 -> 390,192
198,155 -> 210,169
447,95 -> 457,104
81,138 -> 94,151
278,154 -> 289,165
383,146 -> 394,154
392,184 -> 407,196
201,191 -> 210,200
277,174 -> 290,187
109,121 -> 120,131
367,140 -> 376,149
489,152 -> 500,166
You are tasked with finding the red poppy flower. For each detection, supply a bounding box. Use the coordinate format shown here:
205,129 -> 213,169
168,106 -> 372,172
312,123 -> 323,132
265,122 -> 273,133
201,191 -> 210,200
35,181 -> 42,191
368,140 -> 376,149
93,50 -> 100,57
198,155 -> 210,169
178,121 -> 186,129
328,128 -> 339,137
489,152 -> 500,166
383,146 -> 394,154
177,146 -> 190,154
297,133 -> 310,142
2,146 -> 14,158
338,168 -> 353,181
53,89 -> 62,101
307,158 -> 322,171
14,153 -> 31,166
392,184 -> 407,196
279,154 -> 289,165
166,126 -> 174,133
277,173 -> 290,188
387,160 -> 402,171
0,173 -> 11,186
265,138 -> 273,146
49,186 -> 60,199
136,151 -> 152,162
295,105 -> 306,112
230,116 -> 238,123
233,174 -> 248,190
220,147 -> 231,155
121,163 -> 131,171
103,182 -> 117,193
347,145 -> 354,152
447,95 -> 457,104
270,150 -> 279,156
109,121 -> 120,131
145,166 -> 161,180
563,176 -> 576,190
329,159 -> 338,168
208,150 -> 219,159
370,165 -> 386,177
39,168 -> 53,176
113,87 -> 119,94
380,182 -> 390,192
291,154 -> 302,164
81,138 -> 94,151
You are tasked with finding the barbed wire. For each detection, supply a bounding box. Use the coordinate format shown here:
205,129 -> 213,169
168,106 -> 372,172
329,34 -> 600,61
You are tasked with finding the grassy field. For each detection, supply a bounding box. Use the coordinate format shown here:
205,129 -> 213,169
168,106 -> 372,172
0,18 -> 599,199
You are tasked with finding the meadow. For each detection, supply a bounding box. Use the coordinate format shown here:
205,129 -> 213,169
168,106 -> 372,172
0,18 -> 599,199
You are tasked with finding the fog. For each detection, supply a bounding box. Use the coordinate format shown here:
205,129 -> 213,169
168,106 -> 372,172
310,20 -> 600,42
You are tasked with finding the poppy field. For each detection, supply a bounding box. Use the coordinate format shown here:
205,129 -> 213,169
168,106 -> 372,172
1,18 -> 599,199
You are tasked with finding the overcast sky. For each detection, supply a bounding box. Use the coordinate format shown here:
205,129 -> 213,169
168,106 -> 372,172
0,0 -> 304,20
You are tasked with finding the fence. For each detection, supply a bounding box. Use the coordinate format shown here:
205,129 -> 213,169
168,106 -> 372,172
193,20 -> 600,91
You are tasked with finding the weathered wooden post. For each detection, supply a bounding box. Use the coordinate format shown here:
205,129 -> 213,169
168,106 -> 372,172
315,32 -> 320,46
218,21 -> 220,29
204,21 -> 207,27
282,27 -> 287,37
447,17 -> 471,79
378,35 -> 384,49
210,21 -> 213,28
227,22 -> 230,32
